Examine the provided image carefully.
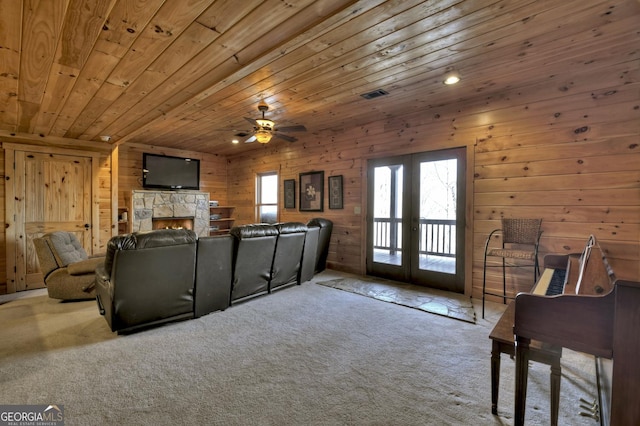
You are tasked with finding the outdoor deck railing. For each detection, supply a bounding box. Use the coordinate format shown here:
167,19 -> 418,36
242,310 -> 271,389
373,218 -> 456,257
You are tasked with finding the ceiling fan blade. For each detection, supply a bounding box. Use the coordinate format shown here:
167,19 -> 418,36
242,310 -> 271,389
273,132 -> 297,142
276,125 -> 306,132
244,135 -> 257,143
244,117 -> 258,126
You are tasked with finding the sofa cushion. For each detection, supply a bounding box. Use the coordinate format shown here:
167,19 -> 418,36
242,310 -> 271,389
134,228 -> 197,248
47,231 -> 88,266
276,222 -> 308,234
104,229 -> 197,277
231,224 -> 278,239
33,237 -> 60,277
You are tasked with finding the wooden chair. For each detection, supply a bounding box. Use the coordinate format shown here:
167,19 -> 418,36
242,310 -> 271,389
482,218 -> 542,318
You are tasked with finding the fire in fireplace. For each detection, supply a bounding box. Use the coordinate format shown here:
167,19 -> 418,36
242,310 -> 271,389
152,216 -> 194,231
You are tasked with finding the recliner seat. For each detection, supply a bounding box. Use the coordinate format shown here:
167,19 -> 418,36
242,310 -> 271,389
33,231 -> 105,300
300,226 -> 319,283
95,229 -> 198,334
270,222 -> 308,291
230,224 -> 279,303
307,218 -> 333,273
195,235 -> 234,317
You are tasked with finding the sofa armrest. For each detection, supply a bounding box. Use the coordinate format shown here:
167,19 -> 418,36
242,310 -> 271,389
67,256 -> 105,275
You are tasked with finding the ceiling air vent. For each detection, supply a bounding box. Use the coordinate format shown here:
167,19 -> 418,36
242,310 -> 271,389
360,89 -> 389,100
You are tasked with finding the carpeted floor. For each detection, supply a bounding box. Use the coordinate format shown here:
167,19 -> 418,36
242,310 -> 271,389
0,271 -> 598,426
316,276 -> 475,324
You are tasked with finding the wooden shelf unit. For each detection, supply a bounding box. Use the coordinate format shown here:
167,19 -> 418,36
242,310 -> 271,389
117,207 -> 129,235
209,206 -> 235,235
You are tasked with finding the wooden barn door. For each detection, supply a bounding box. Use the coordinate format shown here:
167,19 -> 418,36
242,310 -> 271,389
4,144 -> 100,293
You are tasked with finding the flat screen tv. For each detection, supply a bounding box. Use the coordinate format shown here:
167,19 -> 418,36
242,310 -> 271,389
143,153 -> 200,190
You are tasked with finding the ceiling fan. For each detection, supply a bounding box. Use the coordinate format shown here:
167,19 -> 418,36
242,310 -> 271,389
238,103 -> 306,144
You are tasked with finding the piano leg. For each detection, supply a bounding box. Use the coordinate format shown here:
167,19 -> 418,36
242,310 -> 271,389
515,336 -> 531,426
491,340 -> 501,415
550,361 -> 561,426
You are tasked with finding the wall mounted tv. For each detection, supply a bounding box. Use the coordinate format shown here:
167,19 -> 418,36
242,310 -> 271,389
142,153 -> 200,190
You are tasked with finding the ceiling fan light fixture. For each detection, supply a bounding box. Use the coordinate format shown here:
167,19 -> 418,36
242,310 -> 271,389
256,118 -> 274,130
255,129 -> 272,144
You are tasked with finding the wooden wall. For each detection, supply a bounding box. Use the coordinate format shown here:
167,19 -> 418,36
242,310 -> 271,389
227,64 -> 640,298
227,138 -> 370,275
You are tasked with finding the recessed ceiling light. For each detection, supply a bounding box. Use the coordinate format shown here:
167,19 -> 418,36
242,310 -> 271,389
232,139 -> 239,144
443,72 -> 461,85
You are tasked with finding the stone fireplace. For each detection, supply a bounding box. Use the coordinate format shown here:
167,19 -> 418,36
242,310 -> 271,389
131,190 -> 209,237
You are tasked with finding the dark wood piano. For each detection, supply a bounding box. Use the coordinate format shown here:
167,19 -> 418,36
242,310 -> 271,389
513,235 -> 640,426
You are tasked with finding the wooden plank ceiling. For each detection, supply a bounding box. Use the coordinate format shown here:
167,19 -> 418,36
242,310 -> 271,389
0,0 -> 638,156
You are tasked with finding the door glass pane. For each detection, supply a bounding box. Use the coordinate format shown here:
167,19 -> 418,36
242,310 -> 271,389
373,165 -> 403,265
418,159 -> 457,274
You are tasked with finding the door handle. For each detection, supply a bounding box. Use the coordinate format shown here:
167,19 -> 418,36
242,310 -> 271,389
84,223 -> 90,229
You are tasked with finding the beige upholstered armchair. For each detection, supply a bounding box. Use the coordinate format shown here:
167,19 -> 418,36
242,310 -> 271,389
33,231 -> 105,300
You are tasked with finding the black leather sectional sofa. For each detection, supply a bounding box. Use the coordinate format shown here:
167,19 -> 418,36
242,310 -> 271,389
95,219 -> 332,334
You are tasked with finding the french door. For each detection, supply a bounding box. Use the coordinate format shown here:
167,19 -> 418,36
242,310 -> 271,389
366,148 -> 466,293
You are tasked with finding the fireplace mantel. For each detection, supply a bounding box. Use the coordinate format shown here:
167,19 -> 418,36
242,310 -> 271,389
131,190 -> 209,237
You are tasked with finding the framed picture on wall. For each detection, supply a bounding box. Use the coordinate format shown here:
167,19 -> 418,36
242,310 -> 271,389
284,179 -> 296,209
299,171 -> 324,212
328,175 -> 343,209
